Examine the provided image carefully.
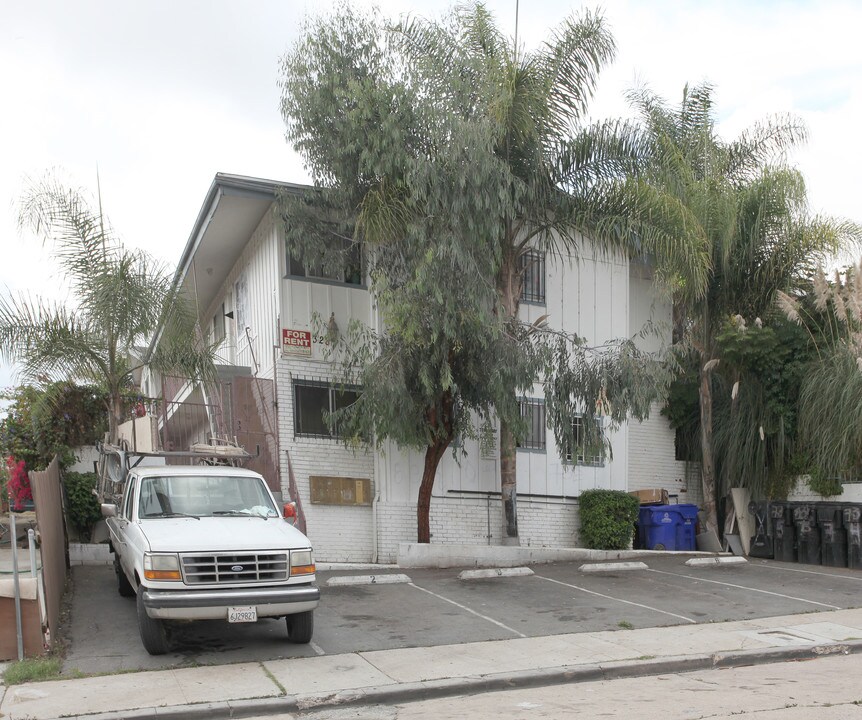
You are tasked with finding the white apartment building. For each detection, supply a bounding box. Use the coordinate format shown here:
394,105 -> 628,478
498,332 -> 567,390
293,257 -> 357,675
144,173 -> 699,563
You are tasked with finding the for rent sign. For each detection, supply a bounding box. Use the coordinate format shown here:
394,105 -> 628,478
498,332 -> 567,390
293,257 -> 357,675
282,328 -> 312,356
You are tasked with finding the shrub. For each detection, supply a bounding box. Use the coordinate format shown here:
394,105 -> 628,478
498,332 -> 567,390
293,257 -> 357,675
63,471 -> 102,541
579,489 -> 639,550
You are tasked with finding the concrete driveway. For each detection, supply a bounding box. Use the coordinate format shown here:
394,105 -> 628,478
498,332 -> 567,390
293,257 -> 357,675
61,555 -> 862,676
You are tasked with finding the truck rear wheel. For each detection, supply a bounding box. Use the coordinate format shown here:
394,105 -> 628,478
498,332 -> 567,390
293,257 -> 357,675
286,610 -> 314,644
137,590 -> 169,655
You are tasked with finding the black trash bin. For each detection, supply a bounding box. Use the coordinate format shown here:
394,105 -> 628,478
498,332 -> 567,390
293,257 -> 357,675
818,503 -> 847,567
794,504 -> 821,565
844,505 -> 862,570
748,501 -> 773,559
771,503 -> 795,562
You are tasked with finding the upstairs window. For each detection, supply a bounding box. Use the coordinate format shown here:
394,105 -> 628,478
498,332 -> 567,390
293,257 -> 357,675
566,416 -> 605,466
212,302 -> 226,344
517,398 -> 546,451
286,238 -> 363,286
519,248 -> 546,304
293,379 -> 361,439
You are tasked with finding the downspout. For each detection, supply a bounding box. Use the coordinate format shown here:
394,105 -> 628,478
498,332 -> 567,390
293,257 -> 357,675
372,446 -> 381,564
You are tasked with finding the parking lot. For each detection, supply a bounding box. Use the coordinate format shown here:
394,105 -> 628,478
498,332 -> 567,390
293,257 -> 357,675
62,555 -> 862,676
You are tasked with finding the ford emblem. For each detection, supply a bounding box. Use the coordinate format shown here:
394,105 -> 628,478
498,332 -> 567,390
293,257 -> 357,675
230,565 -> 244,572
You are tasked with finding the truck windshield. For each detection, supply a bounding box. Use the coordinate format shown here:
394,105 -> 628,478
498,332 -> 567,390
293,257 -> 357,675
138,475 -> 279,519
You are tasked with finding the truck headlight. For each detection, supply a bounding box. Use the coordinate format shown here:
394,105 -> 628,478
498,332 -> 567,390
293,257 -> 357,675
290,549 -> 315,576
144,553 -> 181,581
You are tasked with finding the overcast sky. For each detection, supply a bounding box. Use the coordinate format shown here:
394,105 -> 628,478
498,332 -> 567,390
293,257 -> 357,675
1,0 -> 860,390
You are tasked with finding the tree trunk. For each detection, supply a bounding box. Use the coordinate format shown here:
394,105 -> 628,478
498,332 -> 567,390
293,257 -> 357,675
699,365 -> 718,533
500,420 -> 518,543
498,248 -> 521,545
108,393 -> 124,444
417,439 -> 450,543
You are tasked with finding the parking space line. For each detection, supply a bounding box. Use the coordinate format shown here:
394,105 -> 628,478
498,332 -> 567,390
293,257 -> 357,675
647,568 -> 842,609
407,583 -> 527,638
310,641 -> 325,656
534,575 -> 696,624
753,564 -> 862,581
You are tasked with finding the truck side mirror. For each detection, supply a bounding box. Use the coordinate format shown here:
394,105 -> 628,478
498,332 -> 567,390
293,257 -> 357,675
101,503 -> 118,518
283,501 -> 297,525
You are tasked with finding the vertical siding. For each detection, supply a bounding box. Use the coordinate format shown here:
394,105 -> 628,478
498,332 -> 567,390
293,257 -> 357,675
205,207 -> 280,380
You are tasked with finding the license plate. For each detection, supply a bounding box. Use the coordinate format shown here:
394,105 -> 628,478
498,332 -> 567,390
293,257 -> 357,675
228,606 -> 257,623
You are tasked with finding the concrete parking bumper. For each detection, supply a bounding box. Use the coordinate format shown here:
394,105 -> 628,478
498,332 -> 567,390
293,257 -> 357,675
6,607 -> 862,720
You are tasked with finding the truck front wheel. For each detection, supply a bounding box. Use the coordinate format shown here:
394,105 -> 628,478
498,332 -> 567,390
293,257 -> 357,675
286,610 -> 314,644
137,590 -> 169,655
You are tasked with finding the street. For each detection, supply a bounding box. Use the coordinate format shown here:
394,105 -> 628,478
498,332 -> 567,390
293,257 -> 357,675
260,652 -> 862,719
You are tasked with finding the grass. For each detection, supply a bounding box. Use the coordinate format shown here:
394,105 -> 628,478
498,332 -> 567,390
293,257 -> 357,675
617,620 -> 634,630
2,656 -> 62,685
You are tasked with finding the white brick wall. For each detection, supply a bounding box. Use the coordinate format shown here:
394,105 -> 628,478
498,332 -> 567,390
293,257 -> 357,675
374,496 -> 581,563
277,356 -> 375,562
627,403 -> 703,506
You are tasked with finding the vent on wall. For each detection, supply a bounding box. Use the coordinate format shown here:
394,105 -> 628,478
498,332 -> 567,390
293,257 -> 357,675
309,476 -> 372,506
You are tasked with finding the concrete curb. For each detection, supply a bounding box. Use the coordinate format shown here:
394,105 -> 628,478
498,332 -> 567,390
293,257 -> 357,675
686,556 -> 748,567
579,562 -> 649,573
458,567 -> 534,580
56,639 -> 862,720
326,573 -> 412,586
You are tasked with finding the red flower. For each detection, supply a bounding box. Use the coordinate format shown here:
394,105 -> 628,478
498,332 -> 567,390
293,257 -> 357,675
6,457 -> 32,511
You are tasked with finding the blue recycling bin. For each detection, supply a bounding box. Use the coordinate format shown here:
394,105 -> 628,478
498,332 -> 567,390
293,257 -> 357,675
638,504 -> 699,551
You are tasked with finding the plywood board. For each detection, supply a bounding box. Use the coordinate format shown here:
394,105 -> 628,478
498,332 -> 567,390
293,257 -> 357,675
731,487 -> 754,555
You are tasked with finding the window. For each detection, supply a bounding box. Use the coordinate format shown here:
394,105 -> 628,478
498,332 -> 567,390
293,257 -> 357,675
519,248 -> 545,304
212,302 -> 226,344
286,238 -> 363,286
293,380 -> 361,439
517,398 -> 546,450
566,416 -> 605,466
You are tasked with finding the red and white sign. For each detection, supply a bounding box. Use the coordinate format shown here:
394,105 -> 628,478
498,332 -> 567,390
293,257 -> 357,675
282,328 -> 312,356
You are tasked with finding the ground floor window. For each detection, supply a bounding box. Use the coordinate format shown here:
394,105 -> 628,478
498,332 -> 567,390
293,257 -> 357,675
566,415 -> 605,466
293,379 -> 361,439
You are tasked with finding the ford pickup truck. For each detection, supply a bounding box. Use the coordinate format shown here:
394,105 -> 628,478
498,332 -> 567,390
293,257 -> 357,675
101,462 -> 319,655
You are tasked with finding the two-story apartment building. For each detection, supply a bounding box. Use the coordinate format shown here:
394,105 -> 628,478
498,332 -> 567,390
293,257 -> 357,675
143,173 -> 700,563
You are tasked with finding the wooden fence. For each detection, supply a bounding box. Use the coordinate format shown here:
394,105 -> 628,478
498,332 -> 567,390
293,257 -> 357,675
29,456 -> 67,647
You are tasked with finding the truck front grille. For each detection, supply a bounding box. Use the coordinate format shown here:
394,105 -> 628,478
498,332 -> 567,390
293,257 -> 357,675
180,552 -> 289,584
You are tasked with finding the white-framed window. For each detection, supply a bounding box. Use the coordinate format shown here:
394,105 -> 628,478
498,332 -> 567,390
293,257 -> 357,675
293,379 -> 361,439
286,238 -> 363,286
212,302 -> 226,344
566,416 -> 605,466
517,398 -> 546,451
519,248 -> 546,304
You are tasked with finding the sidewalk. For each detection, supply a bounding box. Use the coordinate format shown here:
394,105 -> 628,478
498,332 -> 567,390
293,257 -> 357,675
3,606 -> 862,720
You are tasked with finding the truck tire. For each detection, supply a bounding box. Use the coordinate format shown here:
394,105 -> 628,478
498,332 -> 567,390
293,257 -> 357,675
137,590 -> 169,655
116,558 -> 135,598
286,610 -> 314,644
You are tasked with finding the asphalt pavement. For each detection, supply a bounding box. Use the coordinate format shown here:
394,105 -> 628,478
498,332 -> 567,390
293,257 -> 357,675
5,553 -> 862,719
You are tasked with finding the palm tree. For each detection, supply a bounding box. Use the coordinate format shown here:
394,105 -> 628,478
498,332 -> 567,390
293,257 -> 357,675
634,84 -> 857,530
394,5 -> 710,542
0,175 -> 215,442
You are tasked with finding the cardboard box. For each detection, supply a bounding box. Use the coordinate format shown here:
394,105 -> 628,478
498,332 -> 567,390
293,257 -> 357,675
629,488 -> 669,506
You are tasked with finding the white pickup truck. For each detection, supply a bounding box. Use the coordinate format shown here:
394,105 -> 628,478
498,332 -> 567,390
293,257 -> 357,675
101,462 -> 319,655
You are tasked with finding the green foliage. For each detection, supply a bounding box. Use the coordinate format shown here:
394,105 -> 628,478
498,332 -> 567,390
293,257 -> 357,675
578,489 -> 639,550
63,471 -> 102,541
2,657 -> 61,685
0,383 -> 107,471
807,467 -> 844,498
0,175 -> 216,440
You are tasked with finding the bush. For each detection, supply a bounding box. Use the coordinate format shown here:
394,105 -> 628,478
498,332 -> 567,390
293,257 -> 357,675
63,471 -> 102,541
579,489 -> 639,550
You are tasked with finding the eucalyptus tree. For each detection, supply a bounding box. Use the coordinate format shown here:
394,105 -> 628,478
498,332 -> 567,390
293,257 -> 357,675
635,84 -> 857,529
280,3 -> 706,543
0,176 -> 216,442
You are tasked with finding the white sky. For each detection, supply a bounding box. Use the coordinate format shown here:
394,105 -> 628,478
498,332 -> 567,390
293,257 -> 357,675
1,0 -> 860,390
